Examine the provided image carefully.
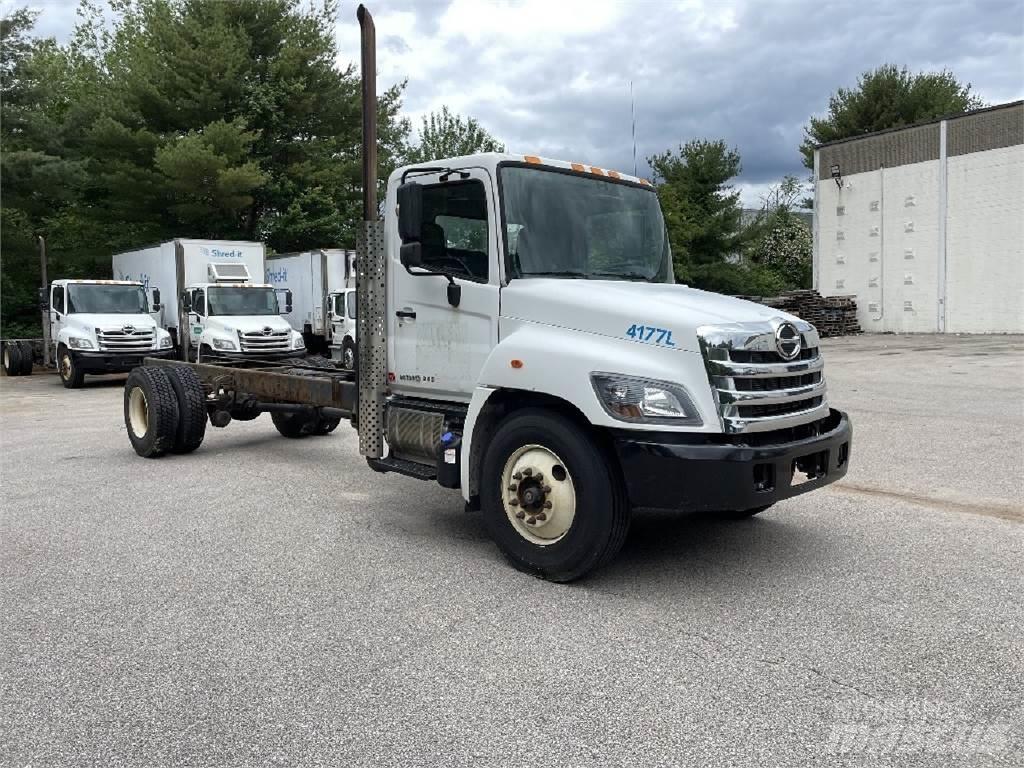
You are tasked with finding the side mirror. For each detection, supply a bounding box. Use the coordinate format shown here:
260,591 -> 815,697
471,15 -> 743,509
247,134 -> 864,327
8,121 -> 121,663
285,289 -> 293,314
38,287 -> 49,310
152,287 -> 161,311
181,291 -> 192,313
400,242 -> 423,270
397,182 -> 423,242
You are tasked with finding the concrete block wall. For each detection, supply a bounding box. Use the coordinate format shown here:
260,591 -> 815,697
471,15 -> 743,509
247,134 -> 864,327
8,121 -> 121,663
814,103 -> 1024,334
945,145 -> 1024,333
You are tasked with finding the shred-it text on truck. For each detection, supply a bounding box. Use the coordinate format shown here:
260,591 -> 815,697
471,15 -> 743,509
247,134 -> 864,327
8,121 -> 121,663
119,4 -> 852,581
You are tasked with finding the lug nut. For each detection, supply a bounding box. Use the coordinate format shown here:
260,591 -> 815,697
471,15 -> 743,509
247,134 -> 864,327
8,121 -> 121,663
508,483 -> 518,491
543,501 -> 552,509
543,485 -> 551,493
537,512 -> 547,522
508,498 -> 519,507
534,472 -> 543,482
515,511 -> 526,519
522,468 -> 533,477
513,472 -> 522,480
526,516 -> 537,525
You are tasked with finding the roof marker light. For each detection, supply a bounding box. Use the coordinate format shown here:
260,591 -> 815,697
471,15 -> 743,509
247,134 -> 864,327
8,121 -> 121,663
524,155 -> 542,164
571,162 -> 585,172
590,166 -> 606,176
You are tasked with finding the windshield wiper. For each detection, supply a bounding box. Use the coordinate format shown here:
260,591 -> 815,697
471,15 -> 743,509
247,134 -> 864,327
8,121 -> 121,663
518,270 -> 589,278
590,271 -> 656,282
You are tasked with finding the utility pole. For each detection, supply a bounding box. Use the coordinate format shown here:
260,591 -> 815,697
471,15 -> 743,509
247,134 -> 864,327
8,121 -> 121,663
38,235 -> 50,366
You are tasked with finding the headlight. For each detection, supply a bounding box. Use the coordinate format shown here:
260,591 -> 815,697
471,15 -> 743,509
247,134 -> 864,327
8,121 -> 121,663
159,336 -> 173,349
68,337 -> 94,349
591,373 -> 702,425
292,335 -> 305,350
211,338 -> 237,351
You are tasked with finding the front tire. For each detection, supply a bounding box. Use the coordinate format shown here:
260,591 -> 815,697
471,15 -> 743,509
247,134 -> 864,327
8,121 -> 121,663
342,337 -> 356,371
480,408 -> 630,582
271,410 -> 318,438
124,366 -> 181,458
57,344 -> 84,388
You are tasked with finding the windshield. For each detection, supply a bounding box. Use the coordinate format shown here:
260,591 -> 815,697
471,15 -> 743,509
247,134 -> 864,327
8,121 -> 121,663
207,286 -> 279,316
500,166 -> 672,282
67,284 -> 148,314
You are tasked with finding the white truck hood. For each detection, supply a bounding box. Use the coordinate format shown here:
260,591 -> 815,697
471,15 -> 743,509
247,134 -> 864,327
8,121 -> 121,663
65,314 -> 158,334
500,279 -> 801,353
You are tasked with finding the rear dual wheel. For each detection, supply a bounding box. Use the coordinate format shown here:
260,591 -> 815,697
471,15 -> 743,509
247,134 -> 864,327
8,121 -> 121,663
125,365 -> 207,457
2,342 -> 36,377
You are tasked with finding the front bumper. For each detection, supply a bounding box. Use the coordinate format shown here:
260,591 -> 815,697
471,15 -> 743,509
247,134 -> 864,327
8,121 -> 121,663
72,348 -> 177,373
613,409 -> 852,513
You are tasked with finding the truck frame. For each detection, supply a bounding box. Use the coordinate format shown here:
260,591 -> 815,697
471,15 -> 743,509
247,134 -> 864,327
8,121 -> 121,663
120,5 -> 852,582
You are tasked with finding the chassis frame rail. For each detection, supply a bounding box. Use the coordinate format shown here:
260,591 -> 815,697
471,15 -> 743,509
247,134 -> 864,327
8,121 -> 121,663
143,356 -> 357,414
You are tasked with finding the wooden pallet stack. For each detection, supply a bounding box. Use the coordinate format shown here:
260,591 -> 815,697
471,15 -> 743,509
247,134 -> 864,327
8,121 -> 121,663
736,290 -> 861,337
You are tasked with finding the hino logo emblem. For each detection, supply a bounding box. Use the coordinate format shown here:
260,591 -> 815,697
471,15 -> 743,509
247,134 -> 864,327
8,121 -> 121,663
775,322 -> 802,360
121,325 -> 135,335
262,326 -> 273,335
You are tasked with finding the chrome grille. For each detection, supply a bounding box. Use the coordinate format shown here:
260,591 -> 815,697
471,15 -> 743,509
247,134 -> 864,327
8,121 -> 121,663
96,327 -> 155,352
698,321 -> 829,433
238,329 -> 290,353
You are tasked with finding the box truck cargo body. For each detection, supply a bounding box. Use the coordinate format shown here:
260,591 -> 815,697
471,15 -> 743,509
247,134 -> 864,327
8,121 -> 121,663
113,239 -> 305,361
266,249 -> 357,363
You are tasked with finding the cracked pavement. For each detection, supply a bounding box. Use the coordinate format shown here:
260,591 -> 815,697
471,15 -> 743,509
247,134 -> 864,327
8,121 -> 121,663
1,334 -> 1022,766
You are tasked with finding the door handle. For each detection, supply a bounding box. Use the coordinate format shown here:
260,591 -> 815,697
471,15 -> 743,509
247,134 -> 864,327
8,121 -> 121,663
396,309 -> 417,319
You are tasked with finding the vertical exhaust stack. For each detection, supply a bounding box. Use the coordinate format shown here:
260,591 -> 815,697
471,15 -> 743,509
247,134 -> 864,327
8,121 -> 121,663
358,4 -> 377,221
355,4 -> 386,459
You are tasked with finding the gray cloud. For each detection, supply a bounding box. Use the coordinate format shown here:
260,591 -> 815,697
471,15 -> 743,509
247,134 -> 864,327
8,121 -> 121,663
18,0 -> 1024,204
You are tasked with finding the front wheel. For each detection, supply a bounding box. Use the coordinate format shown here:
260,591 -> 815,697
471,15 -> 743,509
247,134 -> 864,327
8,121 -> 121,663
342,337 -> 356,371
57,344 -> 84,388
480,408 -> 630,582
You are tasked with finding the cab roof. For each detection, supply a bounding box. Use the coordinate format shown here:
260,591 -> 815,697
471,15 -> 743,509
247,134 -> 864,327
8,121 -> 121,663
53,279 -> 142,286
391,152 -> 654,188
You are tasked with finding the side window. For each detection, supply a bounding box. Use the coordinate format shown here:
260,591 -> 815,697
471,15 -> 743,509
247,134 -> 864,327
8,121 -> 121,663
346,291 -> 357,320
52,286 -> 65,314
419,180 -> 489,282
192,289 -> 206,316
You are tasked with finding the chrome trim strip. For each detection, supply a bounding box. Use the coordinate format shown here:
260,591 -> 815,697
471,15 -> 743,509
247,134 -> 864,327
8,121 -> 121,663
708,356 -> 824,378
722,400 -> 832,434
716,379 -> 827,406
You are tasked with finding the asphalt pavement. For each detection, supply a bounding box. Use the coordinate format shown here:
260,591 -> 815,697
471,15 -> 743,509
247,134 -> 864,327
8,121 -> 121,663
1,334 -> 1022,767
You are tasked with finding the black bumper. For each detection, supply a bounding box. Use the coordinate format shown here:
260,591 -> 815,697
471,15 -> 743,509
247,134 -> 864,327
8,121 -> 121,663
72,348 -> 177,373
613,409 -> 852,513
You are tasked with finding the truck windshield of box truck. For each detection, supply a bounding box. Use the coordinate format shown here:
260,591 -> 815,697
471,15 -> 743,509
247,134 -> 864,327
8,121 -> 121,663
501,165 -> 672,283
207,286 -> 279,316
67,284 -> 149,314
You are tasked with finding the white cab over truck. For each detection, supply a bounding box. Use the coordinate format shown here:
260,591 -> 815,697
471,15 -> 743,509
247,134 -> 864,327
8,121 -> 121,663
39,278 -> 176,387
120,5 -> 852,581
113,239 -> 305,362
265,249 -> 358,366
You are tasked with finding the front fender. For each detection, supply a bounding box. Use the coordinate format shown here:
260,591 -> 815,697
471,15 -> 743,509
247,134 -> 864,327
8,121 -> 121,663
476,320 -> 719,432
458,321 -> 720,501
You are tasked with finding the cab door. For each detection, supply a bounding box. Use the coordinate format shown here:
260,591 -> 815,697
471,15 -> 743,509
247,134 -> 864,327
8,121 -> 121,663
327,292 -> 345,342
187,288 -> 206,352
49,284 -> 65,349
388,168 -> 500,401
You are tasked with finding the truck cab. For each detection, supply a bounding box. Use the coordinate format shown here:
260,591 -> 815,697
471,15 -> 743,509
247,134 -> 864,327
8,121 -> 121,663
181,280 -> 305,362
43,279 -> 176,388
364,152 -> 852,579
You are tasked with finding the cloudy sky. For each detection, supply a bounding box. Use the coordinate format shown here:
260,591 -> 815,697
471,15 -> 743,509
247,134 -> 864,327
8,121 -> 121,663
11,0 -> 1024,204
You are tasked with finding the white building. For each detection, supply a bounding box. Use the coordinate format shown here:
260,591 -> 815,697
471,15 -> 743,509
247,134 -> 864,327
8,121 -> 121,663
813,101 -> 1023,334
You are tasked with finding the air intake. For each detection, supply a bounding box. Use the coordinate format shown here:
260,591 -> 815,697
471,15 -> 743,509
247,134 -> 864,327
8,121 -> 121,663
208,263 -> 251,283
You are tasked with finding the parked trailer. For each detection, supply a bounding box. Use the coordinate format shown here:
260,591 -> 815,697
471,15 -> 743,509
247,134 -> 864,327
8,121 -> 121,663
122,5 -> 853,582
265,249 -> 357,363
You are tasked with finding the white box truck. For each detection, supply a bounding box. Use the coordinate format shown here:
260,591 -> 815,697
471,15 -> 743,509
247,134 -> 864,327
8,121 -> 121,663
113,239 -> 306,362
265,249 -> 357,366
33,278 -> 176,387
